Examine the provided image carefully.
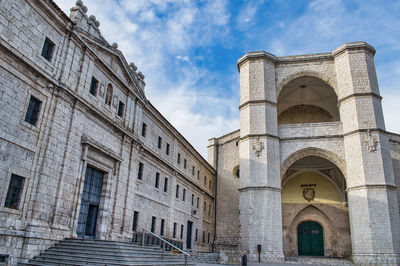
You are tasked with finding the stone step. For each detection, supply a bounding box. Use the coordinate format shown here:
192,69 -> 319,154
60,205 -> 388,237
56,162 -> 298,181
54,241 -> 162,251
285,256 -> 353,265
49,245 -> 166,256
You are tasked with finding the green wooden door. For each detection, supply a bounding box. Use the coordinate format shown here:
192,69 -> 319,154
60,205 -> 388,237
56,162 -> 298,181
298,221 -> 324,256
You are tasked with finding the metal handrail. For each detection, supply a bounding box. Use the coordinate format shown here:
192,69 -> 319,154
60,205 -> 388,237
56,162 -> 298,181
140,226 -> 190,265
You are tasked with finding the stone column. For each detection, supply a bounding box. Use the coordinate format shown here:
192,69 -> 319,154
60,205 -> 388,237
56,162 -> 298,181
237,52 -> 284,262
333,42 -> 400,265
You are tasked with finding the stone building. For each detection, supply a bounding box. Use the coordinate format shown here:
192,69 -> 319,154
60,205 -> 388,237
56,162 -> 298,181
0,0 -> 215,264
209,43 -> 400,265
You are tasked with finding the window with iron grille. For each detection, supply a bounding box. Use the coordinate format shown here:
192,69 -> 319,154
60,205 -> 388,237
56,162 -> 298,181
41,37 -> 55,61
137,162 -> 144,180
117,101 -> 125,117
89,76 -> 98,96
4,174 -> 24,209
24,95 -> 41,126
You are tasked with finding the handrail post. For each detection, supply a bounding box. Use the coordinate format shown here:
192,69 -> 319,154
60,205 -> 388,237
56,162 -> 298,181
184,254 -> 187,266
161,241 -> 164,261
141,231 -> 145,246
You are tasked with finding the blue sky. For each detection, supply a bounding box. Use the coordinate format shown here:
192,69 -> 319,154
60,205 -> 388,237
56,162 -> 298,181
55,0 -> 400,157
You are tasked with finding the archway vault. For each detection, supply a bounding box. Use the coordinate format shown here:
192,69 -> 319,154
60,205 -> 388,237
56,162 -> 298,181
281,147 -> 347,181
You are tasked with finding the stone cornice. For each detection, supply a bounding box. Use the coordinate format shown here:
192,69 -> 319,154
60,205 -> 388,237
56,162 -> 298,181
239,99 -> 277,110
346,184 -> 397,192
240,133 -> 279,141
238,186 -> 281,192
332,41 -> 376,57
338,92 -> 382,105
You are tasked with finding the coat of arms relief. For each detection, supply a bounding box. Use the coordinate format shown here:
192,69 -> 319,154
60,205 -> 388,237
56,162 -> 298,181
301,184 -> 316,202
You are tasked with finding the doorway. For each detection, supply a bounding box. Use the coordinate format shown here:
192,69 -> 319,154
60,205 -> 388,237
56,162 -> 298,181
186,221 -> 193,249
77,166 -> 104,238
298,221 -> 324,256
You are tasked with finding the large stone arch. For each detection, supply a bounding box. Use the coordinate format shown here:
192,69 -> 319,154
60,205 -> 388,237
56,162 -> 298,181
276,71 -> 337,101
281,147 -> 347,181
285,205 -> 339,257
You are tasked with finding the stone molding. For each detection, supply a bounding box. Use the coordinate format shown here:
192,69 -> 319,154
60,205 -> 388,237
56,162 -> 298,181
338,92 -> 382,105
346,184 -> 397,192
238,99 -> 277,110
238,186 -> 281,192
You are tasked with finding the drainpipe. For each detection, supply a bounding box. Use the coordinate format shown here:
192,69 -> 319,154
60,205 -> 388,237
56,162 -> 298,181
212,142 -> 219,253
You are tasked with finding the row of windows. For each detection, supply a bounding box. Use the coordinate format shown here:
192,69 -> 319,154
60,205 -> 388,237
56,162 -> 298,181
133,212 -> 211,243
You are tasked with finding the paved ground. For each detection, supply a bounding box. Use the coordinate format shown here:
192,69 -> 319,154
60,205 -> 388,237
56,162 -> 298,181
196,263 -> 300,266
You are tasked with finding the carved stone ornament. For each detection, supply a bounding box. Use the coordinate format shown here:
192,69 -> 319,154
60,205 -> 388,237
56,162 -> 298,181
301,184 -> 316,202
252,137 -> 264,157
362,130 -> 378,152
113,95 -> 119,107
99,82 -> 105,97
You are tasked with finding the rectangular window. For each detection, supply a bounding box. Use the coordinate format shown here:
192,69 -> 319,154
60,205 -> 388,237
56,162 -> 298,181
204,201 -> 206,213
89,76 -> 98,96
160,219 -> 165,236
192,166 -> 195,176
137,162 -> 144,180
203,231 -> 205,243
184,159 -> 187,169
197,170 -> 200,179
158,136 -> 162,149
4,174 -> 24,209
191,194 -> 194,206
209,204 -> 212,216
176,185 -> 179,199
173,222 -> 177,238
208,232 -> 210,243
204,176 -> 207,186
117,101 -> 125,117
209,180 -> 212,190
164,177 -> 168,193
151,216 -> 156,233
132,211 -> 139,231
141,123 -> 147,137
197,197 -> 199,208
195,229 -> 198,242
182,188 -> 186,201
155,172 -> 160,188
41,37 -> 55,61
24,95 -> 41,126
177,153 -> 181,164
180,224 -> 184,239
166,143 -> 170,155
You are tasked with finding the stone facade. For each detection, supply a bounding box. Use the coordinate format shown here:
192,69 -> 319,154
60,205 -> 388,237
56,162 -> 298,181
0,0 -> 215,264
209,43 -> 400,265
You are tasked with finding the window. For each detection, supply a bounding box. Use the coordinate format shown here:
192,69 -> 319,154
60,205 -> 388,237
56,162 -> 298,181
41,37 -> 54,61
197,197 -> 199,208
166,143 -> 170,155
105,84 -> 113,106
180,224 -> 184,239
209,204 -> 212,216
191,194 -> 194,206
137,162 -> 144,180
192,166 -> 195,176
182,188 -> 186,201
4,174 -> 24,209
209,180 -> 212,190
89,76 -> 98,96
141,123 -> 147,137
208,232 -> 210,243
164,177 -> 168,193
132,211 -> 139,231
203,231 -> 205,243
184,159 -> 187,169
197,170 -> 200,179
151,216 -> 156,233
176,185 -> 179,199
158,136 -> 162,149
155,172 -> 160,188
177,153 -> 181,164
24,95 -> 41,126
117,101 -> 125,117
173,222 -> 177,238
195,229 -> 198,242
160,219 -> 165,236
204,176 -> 207,186
204,201 -> 206,213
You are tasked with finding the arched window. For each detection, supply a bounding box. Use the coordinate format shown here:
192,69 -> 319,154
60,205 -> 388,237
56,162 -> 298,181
105,84 -> 113,106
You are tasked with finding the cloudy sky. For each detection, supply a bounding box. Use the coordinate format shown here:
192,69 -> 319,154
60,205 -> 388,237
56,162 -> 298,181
55,0 -> 400,158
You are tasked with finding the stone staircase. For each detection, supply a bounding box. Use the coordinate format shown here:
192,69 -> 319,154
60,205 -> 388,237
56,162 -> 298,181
19,238 -> 195,266
285,256 -> 353,265
191,252 -> 219,264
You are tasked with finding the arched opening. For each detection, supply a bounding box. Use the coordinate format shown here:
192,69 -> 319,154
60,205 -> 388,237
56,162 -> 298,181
281,155 -> 351,258
277,76 -> 339,125
298,221 -> 324,256
105,84 -> 113,106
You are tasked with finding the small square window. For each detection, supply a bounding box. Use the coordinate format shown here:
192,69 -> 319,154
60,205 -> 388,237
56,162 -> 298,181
117,101 -> 125,117
89,76 -> 98,96
25,95 -> 42,126
141,123 -> 147,137
5,174 -> 24,209
138,162 -> 144,180
41,37 -> 55,61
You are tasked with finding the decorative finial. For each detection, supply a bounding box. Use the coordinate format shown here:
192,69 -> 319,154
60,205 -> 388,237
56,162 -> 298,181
112,42 -> 118,49
95,20 -> 100,27
88,15 -> 96,23
129,63 -> 137,71
75,0 -> 83,7
138,72 -> 145,80
82,6 -> 88,13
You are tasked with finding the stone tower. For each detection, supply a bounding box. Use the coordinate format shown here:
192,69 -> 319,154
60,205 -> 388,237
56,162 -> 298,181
233,42 -> 400,264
